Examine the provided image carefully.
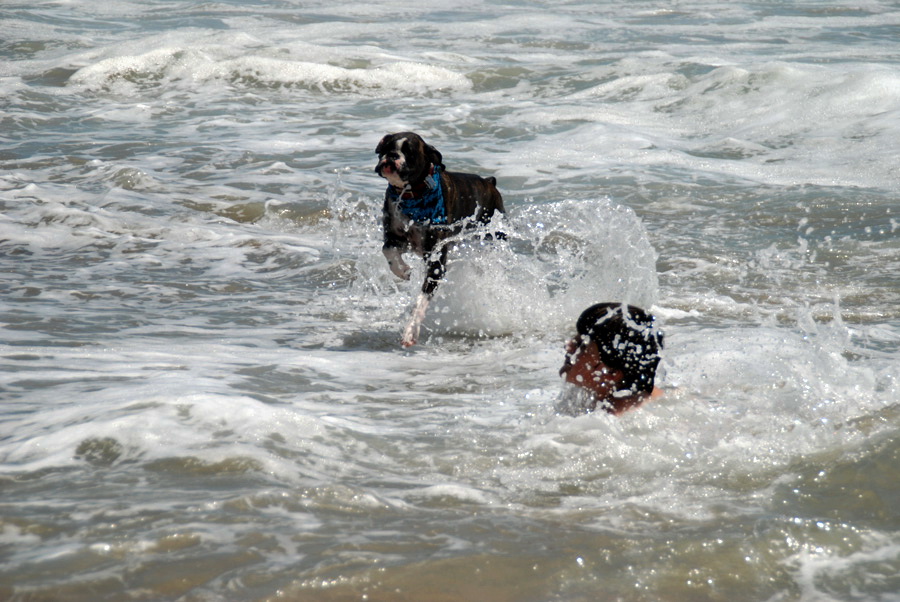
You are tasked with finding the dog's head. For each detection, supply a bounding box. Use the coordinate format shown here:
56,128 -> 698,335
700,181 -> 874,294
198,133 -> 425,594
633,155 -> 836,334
375,132 -> 444,189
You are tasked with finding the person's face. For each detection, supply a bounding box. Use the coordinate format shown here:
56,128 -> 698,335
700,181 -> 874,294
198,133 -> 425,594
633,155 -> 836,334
559,335 -> 622,400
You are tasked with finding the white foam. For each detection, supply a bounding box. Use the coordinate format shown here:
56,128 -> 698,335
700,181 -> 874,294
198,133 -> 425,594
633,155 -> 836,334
408,484 -> 495,505
494,60 -> 900,191
66,36 -> 471,97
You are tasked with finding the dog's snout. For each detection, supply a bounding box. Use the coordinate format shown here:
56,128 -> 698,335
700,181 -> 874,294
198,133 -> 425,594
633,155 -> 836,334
376,155 -> 392,170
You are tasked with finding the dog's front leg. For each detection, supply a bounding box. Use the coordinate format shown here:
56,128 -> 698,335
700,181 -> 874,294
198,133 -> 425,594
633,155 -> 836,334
401,293 -> 430,348
401,243 -> 447,348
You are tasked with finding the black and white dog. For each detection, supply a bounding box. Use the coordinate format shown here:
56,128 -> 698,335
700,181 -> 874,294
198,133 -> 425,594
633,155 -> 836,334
374,132 -> 505,347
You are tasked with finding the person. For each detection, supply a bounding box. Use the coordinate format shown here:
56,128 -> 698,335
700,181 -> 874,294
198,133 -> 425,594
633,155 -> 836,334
557,303 -> 664,416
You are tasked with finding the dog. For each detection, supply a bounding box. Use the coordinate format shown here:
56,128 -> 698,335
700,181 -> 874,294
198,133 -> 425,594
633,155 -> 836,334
374,131 -> 505,347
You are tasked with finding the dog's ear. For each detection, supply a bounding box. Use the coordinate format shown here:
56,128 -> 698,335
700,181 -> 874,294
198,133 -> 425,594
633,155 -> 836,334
424,144 -> 444,169
375,134 -> 393,155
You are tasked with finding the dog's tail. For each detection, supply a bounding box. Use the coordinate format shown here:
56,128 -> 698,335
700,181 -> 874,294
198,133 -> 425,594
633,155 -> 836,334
478,181 -> 506,240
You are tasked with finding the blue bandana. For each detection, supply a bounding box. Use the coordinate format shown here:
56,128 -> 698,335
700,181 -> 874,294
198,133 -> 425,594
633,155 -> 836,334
386,165 -> 447,225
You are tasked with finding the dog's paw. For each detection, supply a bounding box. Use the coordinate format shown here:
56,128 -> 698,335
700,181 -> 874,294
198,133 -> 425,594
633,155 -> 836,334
389,260 -> 411,281
401,325 -> 417,347
383,248 -> 412,280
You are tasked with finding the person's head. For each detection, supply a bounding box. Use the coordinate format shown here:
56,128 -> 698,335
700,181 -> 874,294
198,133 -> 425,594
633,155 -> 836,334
560,303 -> 664,412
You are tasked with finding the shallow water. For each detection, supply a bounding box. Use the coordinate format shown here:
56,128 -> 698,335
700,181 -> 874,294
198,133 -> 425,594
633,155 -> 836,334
2,1 -> 899,600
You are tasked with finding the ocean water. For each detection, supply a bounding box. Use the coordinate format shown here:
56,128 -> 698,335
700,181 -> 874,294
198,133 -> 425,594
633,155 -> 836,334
1,1 -> 899,600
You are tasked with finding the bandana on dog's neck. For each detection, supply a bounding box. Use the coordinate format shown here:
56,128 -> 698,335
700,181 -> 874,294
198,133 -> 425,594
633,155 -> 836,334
386,165 -> 447,225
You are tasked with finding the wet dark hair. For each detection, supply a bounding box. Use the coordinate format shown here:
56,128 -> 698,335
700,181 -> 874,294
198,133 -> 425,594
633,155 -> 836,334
576,303 -> 664,395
